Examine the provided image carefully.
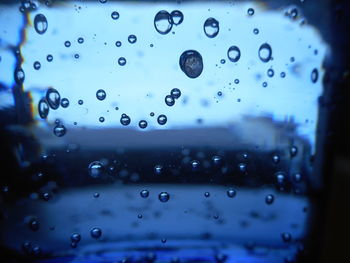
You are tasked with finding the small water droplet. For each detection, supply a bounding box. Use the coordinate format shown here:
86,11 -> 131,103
238,163 -> 247,172
311,68 -> 318,83
139,120 -> 148,129
53,124 -> 66,137
46,88 -> 61,109
78,99 -> 84,105
88,161 -> 104,178
262,81 -> 268,88
247,8 -> 255,16
64,41 -> 71,47
290,146 -> 298,157
191,160 -> 200,171
170,88 -> 181,99
14,67 -> 25,84
154,10 -> 172,35
120,114 -> 131,126
93,192 -> 100,198
60,98 -> 69,108
96,89 -> 106,101
272,154 -> 280,163
220,59 -> 226,64
34,14 -> 48,35
280,72 -> 286,78
46,54 -> 53,62
212,155 -> 222,166
204,192 -> 210,198
165,95 -> 175,106
71,233 -> 81,243
234,79 -> 240,84
38,98 -> 49,119
179,50 -> 203,78
28,218 -> 40,231
78,37 -> 84,44
265,194 -> 274,205
253,28 -> 259,34
99,117 -> 105,123
281,232 -> 292,242
170,10 -> 184,25
118,57 -> 126,66
111,11 -> 119,20
161,238 -> 167,243
138,214 -> 143,219
128,34 -> 137,44
154,164 -> 164,175
203,17 -> 219,38
258,43 -> 272,63
33,61 -> 41,70
227,46 -> 241,63
115,41 -> 122,47
159,192 -> 170,202
227,189 -> 236,198
140,190 -> 149,198
267,68 -> 274,77
292,173 -> 302,182
90,227 -> 102,239
157,114 -> 167,125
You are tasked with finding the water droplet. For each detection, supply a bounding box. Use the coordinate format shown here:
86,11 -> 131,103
46,54 -> 53,62
115,41 -> 122,47
14,67 -> 25,84
64,41 -> 71,47
262,81 -> 268,88
139,120 -> 148,129
227,189 -> 236,198
220,59 -> 226,64
203,17 -> 219,38
154,164 -> 164,175
204,192 -> 210,198
74,54 -> 79,59
157,114 -> 167,125
158,192 -> 170,202
191,160 -> 200,171
93,192 -> 100,198
227,46 -> 241,63
28,218 -> 40,231
120,114 -> 131,126
275,172 -> 286,188
170,10 -> 184,25
290,146 -> 298,157
38,99 -> 49,119
234,79 -> 240,84
265,194 -> 274,204
238,163 -> 247,172
31,245 -> 41,255
71,233 -> 81,243
46,88 -> 61,109
170,88 -> 181,99
78,99 -> 84,105
34,14 -> 48,35
161,238 -> 167,243
311,68 -> 318,83
280,72 -> 286,78
267,68 -> 274,77
60,98 -> 69,108
215,253 -> 227,263
42,192 -> 51,201
165,95 -> 175,106
179,50 -> 203,78
292,173 -> 302,182
90,227 -> 102,239
99,117 -> 105,123
253,28 -> 259,34
118,57 -> 126,66
33,61 -> 41,70
111,11 -> 119,20
78,37 -> 84,44
272,154 -> 280,163
138,214 -> 143,219
128,34 -> 137,44
212,155 -> 222,166
247,8 -> 255,16
281,232 -> 292,242
154,10 -> 172,35
150,112 -> 155,117
258,43 -> 272,63
53,124 -> 66,137
96,89 -> 106,101
88,161 -> 104,178
140,190 -> 149,198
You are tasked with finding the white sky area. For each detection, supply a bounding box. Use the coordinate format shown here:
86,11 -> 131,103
0,1 -> 327,149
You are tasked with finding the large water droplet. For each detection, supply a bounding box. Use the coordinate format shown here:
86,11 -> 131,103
179,50 -> 203,79
170,88 -> 181,99
139,120 -> 148,129
118,57 -> 126,66
53,124 -> 66,137
34,14 -> 48,35
170,10 -> 184,25
158,192 -> 170,202
88,161 -> 104,178
203,17 -> 219,38
154,10 -> 172,35
120,114 -> 131,126
227,46 -> 241,62
46,88 -> 61,110
157,114 -> 167,125
90,227 -> 102,239
258,43 -> 272,63
128,34 -> 137,44
111,11 -> 119,20
96,89 -> 106,101
38,98 -> 49,119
